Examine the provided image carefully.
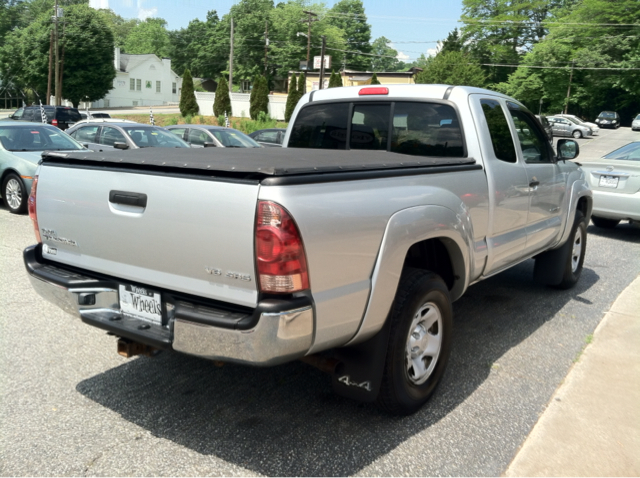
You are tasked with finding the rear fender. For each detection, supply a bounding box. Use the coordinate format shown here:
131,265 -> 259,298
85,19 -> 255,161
345,205 -> 472,346
554,177 -> 592,249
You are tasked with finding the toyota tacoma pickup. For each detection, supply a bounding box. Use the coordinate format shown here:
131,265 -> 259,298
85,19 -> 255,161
24,85 -> 592,415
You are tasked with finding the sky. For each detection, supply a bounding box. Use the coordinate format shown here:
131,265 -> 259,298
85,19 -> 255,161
89,0 -> 465,62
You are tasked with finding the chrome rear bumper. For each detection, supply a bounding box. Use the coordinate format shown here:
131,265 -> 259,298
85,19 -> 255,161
24,245 -> 314,366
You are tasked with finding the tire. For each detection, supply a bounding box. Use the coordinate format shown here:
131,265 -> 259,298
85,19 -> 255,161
376,269 -> 453,415
554,210 -> 588,289
591,216 -> 620,229
572,130 -> 583,139
2,173 -> 27,214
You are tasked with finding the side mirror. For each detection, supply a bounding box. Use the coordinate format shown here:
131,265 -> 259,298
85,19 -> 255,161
113,142 -> 130,150
203,142 -> 217,148
557,139 -> 579,160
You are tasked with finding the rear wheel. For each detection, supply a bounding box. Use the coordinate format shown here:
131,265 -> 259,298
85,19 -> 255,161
554,210 -> 587,289
591,216 -> 620,229
2,173 -> 27,214
377,269 -> 452,415
572,130 -> 583,139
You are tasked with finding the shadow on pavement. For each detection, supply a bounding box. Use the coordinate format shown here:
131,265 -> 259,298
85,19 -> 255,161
77,260 -> 600,476
587,222 -> 640,244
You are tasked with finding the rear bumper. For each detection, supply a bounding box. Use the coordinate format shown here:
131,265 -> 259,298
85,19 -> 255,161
591,190 -> 640,222
24,245 -> 314,366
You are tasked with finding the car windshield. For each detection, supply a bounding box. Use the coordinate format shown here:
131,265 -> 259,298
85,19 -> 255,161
603,142 -> 640,161
599,112 -> 617,119
210,129 -> 261,148
0,125 -> 84,151
123,126 -> 190,148
563,117 -> 581,125
635,114 -> 640,121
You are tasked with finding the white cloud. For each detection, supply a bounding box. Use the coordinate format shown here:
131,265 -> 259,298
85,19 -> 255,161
396,51 -> 410,61
137,0 -> 157,21
89,0 -> 109,9
427,48 -> 438,57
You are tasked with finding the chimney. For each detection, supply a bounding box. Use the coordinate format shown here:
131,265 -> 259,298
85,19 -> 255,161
114,47 -> 120,71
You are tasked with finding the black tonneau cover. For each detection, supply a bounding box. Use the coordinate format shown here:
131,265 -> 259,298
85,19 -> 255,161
42,147 -> 475,177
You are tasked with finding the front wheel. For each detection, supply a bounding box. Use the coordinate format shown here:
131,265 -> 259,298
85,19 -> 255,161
572,130 -> 583,139
376,270 -> 452,415
555,210 -> 588,289
2,173 -> 27,214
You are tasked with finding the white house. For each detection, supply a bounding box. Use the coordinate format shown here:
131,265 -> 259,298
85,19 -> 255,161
90,48 -> 183,108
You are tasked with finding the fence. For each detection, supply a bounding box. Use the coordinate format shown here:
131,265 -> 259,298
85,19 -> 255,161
195,92 -> 287,121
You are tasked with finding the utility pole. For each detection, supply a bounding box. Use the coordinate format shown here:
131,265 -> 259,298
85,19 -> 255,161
228,17 -> 234,93
319,35 -> 326,90
301,11 -> 318,67
564,60 -> 575,114
264,20 -> 268,74
54,0 -> 60,105
47,30 -> 53,105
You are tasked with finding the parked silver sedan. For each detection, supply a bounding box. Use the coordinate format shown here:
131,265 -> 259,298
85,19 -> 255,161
547,116 -> 592,138
66,121 -> 190,151
581,141 -> 640,228
166,125 -> 262,148
556,114 -> 599,135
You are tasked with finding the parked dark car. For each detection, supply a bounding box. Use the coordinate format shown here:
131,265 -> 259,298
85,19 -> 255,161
4,105 -> 82,131
66,121 -> 190,151
166,125 -> 262,148
535,115 -> 553,141
595,111 -> 620,129
248,128 -> 286,147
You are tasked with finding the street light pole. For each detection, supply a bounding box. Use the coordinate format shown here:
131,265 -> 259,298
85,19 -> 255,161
564,60 -> 575,115
54,0 -> 60,105
301,11 -> 318,66
319,36 -> 326,90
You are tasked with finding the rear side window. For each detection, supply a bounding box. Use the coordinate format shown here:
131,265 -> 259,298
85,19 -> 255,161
480,99 -> 517,163
289,101 -> 464,157
56,108 -> 81,122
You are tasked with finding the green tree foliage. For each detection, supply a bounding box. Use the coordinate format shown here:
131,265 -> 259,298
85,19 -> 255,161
328,69 -> 343,87
440,28 -> 463,54
284,73 -> 297,121
415,51 -> 486,88
95,9 -> 138,49
369,72 -> 380,85
179,68 -> 199,117
123,18 -> 170,57
370,36 -> 402,72
326,0 -> 371,71
213,76 -> 232,117
250,75 -> 269,119
297,73 -> 306,100
0,3 -> 115,107
498,0 -> 639,119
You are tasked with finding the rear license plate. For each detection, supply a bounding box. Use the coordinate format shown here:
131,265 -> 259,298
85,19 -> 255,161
598,175 -> 619,188
119,284 -> 162,324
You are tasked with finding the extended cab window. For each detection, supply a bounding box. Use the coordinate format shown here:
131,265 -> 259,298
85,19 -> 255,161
289,101 -> 464,157
507,102 -> 551,164
480,99 -> 517,163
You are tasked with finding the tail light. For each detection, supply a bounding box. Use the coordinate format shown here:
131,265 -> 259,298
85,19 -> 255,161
255,200 -> 309,293
51,119 -> 58,127
28,176 -> 41,243
359,87 -> 389,96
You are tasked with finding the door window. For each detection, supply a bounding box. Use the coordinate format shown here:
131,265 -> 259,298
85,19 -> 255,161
256,131 -> 279,143
11,108 -> 24,120
507,103 -> 552,164
480,99 -> 517,163
71,126 -> 99,142
288,103 -> 349,150
99,127 -> 127,146
188,128 -> 210,146
168,127 -> 187,140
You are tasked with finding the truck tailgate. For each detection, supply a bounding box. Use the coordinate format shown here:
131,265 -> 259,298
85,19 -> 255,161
35,164 -> 260,308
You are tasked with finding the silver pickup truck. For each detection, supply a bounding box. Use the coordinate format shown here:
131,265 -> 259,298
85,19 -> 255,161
24,85 -> 592,415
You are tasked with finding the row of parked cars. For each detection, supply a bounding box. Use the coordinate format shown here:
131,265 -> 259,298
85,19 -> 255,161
0,105 -> 287,215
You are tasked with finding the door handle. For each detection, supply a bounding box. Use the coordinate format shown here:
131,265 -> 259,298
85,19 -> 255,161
529,180 -> 540,188
109,190 -> 147,208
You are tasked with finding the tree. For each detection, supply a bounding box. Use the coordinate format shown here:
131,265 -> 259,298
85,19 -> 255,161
370,36 -> 402,72
369,72 -> 380,85
327,0 -> 372,71
440,28 -> 463,54
0,3 -> 115,107
213,76 -> 231,117
123,18 -> 170,57
328,69 -> 343,88
250,75 -> 269,119
96,9 -> 138,49
179,68 -> 199,117
297,73 -> 306,100
284,73 -> 297,121
415,51 -> 486,88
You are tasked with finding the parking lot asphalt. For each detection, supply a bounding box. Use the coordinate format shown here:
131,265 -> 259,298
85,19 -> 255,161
1,127 -> 639,476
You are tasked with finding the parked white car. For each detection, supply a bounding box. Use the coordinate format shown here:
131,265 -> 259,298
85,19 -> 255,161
632,114 -> 640,131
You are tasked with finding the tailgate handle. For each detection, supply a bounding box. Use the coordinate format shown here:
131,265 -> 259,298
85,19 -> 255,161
109,190 -> 147,208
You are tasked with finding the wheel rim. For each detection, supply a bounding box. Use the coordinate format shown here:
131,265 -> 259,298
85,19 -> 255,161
5,178 -> 22,210
573,131 -> 581,138
571,225 -> 585,273
405,301 -> 443,385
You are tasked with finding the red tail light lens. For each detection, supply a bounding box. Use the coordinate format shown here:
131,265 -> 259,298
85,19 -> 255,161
51,119 -> 58,126
28,176 -> 41,243
255,201 -> 309,293
359,87 -> 389,96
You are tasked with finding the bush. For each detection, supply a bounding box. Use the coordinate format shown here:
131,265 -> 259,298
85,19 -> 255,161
370,72 -> 381,85
184,114 -> 192,124
198,115 -> 205,124
218,115 -> 225,126
166,117 -> 178,126
328,70 -> 343,88
213,77 -> 232,117
179,69 -> 199,117
250,76 -> 269,120
284,74 -> 298,122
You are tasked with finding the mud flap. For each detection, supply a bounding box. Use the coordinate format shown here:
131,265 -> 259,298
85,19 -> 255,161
331,317 -> 392,402
533,240 -> 571,286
